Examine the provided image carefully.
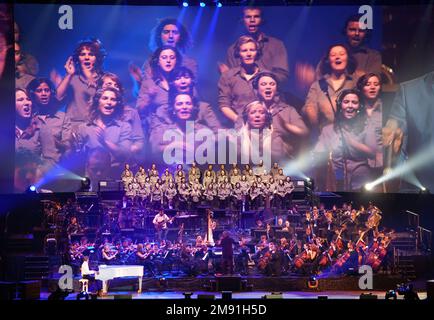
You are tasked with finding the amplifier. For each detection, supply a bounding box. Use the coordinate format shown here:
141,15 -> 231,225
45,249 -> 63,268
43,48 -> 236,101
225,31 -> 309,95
99,180 -> 122,192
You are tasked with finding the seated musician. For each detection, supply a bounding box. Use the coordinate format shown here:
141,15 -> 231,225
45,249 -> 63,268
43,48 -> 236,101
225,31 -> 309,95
265,242 -> 282,277
235,237 -> 251,275
281,220 -> 294,236
101,244 -> 118,265
135,243 -> 156,276
265,223 -> 275,241
276,217 -> 285,229
195,235 -> 204,248
80,255 -> 102,294
66,216 -> 82,238
153,209 -> 173,242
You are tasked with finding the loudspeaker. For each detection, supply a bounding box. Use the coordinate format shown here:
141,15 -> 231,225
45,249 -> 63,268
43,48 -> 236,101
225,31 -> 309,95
18,281 -> 41,300
263,292 -> 283,299
216,275 -> 241,291
113,293 -> 132,299
197,294 -> 215,300
222,291 -> 232,300
0,282 -> 16,300
427,280 -> 434,300
359,293 -> 378,300
98,180 -> 122,192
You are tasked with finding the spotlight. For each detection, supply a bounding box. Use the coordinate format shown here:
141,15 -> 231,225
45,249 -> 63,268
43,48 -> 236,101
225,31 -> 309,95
306,177 -> 311,182
385,290 -> 397,300
200,2 -> 206,7
80,177 -> 91,191
216,1 -> 222,7
419,186 -> 430,194
307,275 -> 318,289
364,183 -> 373,191
26,185 -> 37,193
182,1 -> 189,7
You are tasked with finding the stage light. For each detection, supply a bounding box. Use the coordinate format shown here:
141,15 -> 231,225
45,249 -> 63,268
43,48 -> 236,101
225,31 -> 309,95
200,2 -> 206,7
385,290 -> 397,300
216,1 -> 222,7
80,177 -> 91,191
25,185 -> 37,193
364,183 -> 373,191
182,1 -> 189,7
421,186 -> 426,191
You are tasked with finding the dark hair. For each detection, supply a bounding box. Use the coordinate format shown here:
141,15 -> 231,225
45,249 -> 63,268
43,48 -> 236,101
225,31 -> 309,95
89,87 -> 124,122
149,18 -> 192,53
27,77 -> 56,100
335,88 -> 366,132
343,14 -> 372,42
252,71 -> 279,90
169,66 -> 195,88
149,45 -> 182,80
168,91 -> 199,122
242,100 -> 272,128
356,72 -> 382,92
233,35 -> 262,60
72,38 -> 107,74
97,72 -> 125,96
320,43 -> 357,76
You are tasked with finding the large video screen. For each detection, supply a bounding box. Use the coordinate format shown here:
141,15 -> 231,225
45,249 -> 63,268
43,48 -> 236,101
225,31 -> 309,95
12,4 -> 434,193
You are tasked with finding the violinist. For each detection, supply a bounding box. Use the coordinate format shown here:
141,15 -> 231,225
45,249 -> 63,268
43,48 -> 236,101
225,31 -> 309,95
324,210 -> 337,243
280,238 -> 292,274
136,243 -> 156,276
101,244 -> 118,265
343,209 -> 361,242
235,237 -> 251,275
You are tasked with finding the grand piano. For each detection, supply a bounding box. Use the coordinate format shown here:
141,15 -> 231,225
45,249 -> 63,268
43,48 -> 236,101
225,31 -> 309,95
95,265 -> 144,294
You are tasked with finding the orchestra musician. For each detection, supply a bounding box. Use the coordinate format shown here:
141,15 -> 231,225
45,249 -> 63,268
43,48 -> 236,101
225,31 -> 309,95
101,244 -> 118,265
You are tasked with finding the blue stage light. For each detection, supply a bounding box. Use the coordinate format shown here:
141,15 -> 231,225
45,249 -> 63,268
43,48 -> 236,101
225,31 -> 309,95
200,2 -> 206,7
29,185 -> 36,192
216,2 -> 222,7
182,1 -> 189,7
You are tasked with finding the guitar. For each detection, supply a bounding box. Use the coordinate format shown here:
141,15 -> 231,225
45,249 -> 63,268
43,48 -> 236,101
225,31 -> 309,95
154,214 -> 176,231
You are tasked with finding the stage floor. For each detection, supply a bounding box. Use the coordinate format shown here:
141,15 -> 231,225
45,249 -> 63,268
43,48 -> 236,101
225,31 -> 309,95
40,290 -> 427,300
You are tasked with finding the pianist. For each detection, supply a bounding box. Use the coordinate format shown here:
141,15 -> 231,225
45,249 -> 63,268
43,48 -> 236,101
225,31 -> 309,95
81,256 -> 102,294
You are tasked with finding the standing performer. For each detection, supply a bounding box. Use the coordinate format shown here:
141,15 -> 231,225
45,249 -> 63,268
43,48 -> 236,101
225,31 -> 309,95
153,209 -> 174,242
